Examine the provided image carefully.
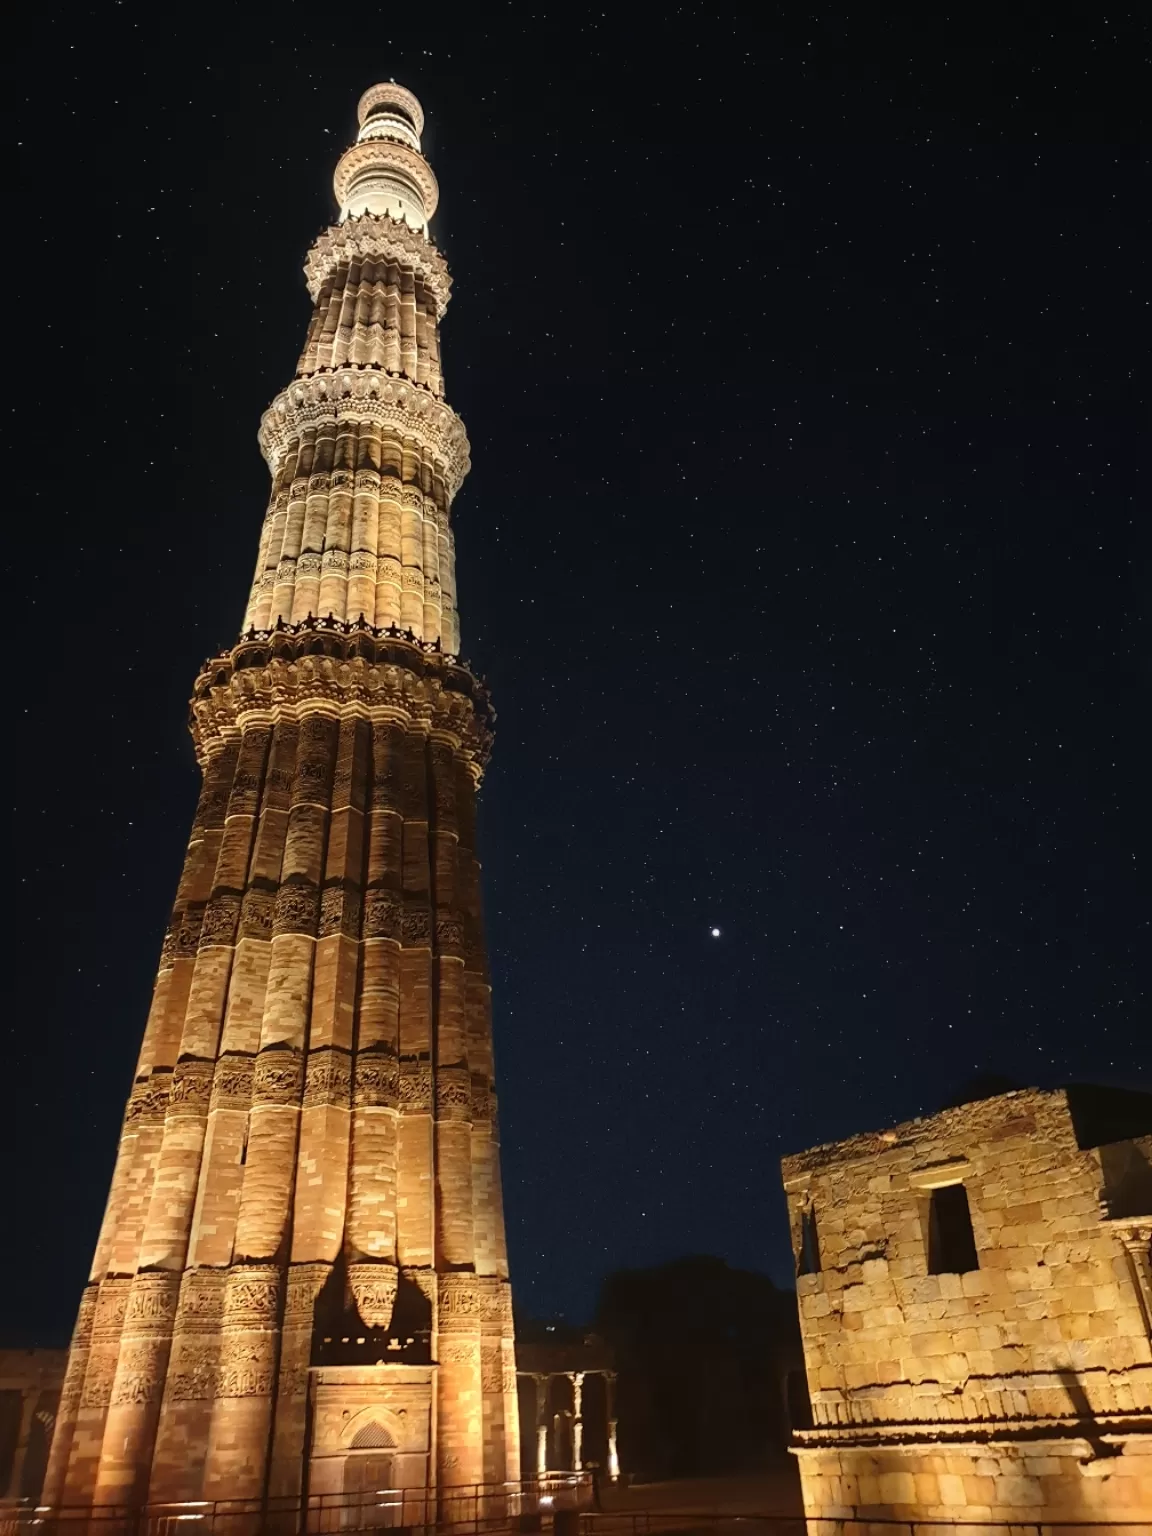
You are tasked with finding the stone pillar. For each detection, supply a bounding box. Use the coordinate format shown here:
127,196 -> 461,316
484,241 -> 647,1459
1113,1221 -> 1152,1336
535,1376 -> 548,1478
605,1372 -> 620,1481
570,1372 -> 584,1472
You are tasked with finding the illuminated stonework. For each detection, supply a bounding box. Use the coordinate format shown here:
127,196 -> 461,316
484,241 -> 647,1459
45,83 -> 519,1512
782,1087 -> 1152,1526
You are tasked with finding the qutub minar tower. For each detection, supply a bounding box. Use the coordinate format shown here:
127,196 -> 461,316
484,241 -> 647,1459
45,83 -> 520,1511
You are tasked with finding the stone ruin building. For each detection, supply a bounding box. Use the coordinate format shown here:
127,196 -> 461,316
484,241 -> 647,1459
514,1329 -> 619,1481
782,1084 -> 1152,1527
0,1352 -> 65,1506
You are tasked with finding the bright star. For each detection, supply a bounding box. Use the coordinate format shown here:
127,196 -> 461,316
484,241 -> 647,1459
710,927 -> 721,938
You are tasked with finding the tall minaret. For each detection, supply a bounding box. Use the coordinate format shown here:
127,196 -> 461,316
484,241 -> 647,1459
44,82 -> 519,1513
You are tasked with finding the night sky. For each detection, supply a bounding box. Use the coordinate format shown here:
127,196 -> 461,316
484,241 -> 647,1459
8,11 -> 1147,1345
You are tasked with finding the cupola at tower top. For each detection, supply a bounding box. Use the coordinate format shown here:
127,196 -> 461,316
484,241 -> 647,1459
333,80 -> 438,229
358,81 -> 425,142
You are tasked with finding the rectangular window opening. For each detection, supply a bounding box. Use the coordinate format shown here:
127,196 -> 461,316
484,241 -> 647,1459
797,1205 -> 821,1276
927,1182 -> 979,1274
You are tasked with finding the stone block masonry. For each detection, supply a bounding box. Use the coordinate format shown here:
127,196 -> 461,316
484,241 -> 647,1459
44,81 -> 520,1517
781,1085 -> 1152,1526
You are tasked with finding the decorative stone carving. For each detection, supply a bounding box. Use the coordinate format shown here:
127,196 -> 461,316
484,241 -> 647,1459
258,373 -> 469,497
476,1277 -> 514,1329
170,1058 -> 215,1108
354,1049 -> 399,1107
438,1339 -> 480,1365
71,1286 -> 99,1346
80,1358 -> 116,1409
303,1048 -> 352,1107
437,1274 -> 482,1330
223,1266 -> 281,1324
239,887 -> 274,939
357,81 -> 425,133
160,921 -> 179,968
174,909 -> 204,956
480,1344 -> 503,1392
253,1048 -> 304,1106
398,1060 -> 432,1111
211,1053 -> 254,1108
363,891 -> 402,938
470,1074 -> 491,1123
435,914 -> 464,954
125,1074 -> 170,1125
110,1340 -> 167,1405
348,1262 -> 400,1330
57,1288 -> 99,1415
273,882 -> 320,936
199,893 -> 241,947
319,883 -> 361,938
435,1067 -> 472,1121
166,1340 -> 218,1401
125,1273 -> 180,1327
177,1269 -> 227,1322
284,1262 -> 330,1318
402,907 -> 431,945
216,1335 -> 276,1398
190,623 -> 493,773
332,139 -> 440,221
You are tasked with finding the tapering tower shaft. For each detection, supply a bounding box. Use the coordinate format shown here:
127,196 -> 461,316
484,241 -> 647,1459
45,82 -> 519,1514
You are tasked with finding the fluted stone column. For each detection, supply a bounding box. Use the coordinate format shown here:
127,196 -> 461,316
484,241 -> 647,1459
267,1262 -> 331,1500
47,78 -> 519,1515
148,1267 -> 226,1501
40,1286 -> 96,1505
202,1265 -> 283,1499
436,1275 -> 484,1492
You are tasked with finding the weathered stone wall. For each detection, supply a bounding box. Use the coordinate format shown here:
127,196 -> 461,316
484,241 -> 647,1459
0,1349 -> 65,1503
781,1087 -> 1152,1526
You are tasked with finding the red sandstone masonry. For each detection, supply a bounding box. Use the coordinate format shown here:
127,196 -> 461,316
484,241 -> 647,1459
47,80 -> 519,1514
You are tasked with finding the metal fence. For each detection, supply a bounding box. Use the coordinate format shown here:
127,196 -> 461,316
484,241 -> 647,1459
2,1495 -> 1144,1536
0,1475 -> 591,1536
